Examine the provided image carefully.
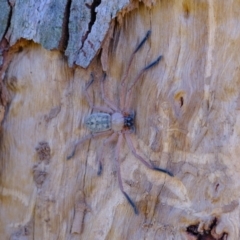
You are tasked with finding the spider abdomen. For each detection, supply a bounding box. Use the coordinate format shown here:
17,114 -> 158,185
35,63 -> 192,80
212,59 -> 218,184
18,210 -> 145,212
85,113 -> 111,132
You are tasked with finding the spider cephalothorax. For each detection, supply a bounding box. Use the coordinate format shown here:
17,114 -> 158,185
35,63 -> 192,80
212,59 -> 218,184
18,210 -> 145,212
67,31 -> 173,214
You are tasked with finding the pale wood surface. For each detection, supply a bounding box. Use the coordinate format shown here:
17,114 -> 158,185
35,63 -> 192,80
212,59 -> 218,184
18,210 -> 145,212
1,1 -> 240,239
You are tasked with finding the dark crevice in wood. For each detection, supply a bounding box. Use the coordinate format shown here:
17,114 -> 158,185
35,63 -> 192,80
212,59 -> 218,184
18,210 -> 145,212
187,224 -> 199,236
0,0 -> 12,70
59,0 -> 72,50
5,1 -> 13,36
0,7 -> 11,109
81,0 -> 101,48
186,218 -> 227,240
180,96 -> 184,107
206,99 -> 210,111
174,92 -> 185,110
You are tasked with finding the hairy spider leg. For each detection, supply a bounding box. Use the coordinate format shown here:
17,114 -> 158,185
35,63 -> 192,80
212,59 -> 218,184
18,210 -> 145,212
85,74 -> 114,114
100,73 -> 120,112
96,132 -> 118,175
115,133 -> 139,214
67,131 -> 112,160
119,30 -> 152,110
125,133 -> 173,177
124,55 -> 162,111
120,30 -> 151,87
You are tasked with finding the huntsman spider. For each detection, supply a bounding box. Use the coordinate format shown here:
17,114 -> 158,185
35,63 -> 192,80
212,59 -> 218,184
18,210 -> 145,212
67,30 -> 173,214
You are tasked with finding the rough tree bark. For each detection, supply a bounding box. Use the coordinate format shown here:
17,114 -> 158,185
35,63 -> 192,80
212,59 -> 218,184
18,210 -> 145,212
0,0 -> 240,239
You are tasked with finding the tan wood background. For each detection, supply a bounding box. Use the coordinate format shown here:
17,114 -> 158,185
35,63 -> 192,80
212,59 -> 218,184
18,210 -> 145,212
1,1 -> 240,239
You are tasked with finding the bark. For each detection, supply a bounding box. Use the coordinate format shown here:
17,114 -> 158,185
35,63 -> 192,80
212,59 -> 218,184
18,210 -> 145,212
1,0 -> 240,240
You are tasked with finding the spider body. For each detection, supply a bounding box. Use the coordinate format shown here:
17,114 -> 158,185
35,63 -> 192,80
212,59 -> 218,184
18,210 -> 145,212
68,31 -> 173,214
85,111 -> 134,132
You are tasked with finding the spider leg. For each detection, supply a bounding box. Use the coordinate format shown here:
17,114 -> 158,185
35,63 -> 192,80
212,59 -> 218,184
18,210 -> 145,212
67,131 -> 112,160
85,73 -> 114,114
96,131 -> 117,175
120,30 -> 152,110
125,133 -> 173,177
124,55 -> 162,111
115,133 -> 139,214
100,73 -> 120,112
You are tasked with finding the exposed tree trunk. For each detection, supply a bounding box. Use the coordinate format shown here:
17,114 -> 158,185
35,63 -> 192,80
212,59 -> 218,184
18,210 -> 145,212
1,0 -> 240,239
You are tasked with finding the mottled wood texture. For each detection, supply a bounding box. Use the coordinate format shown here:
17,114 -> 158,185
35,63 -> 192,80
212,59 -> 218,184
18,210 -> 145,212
1,0 -> 240,239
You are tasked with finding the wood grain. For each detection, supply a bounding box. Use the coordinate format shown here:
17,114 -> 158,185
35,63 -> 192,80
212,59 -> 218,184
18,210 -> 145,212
1,1 -> 240,239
